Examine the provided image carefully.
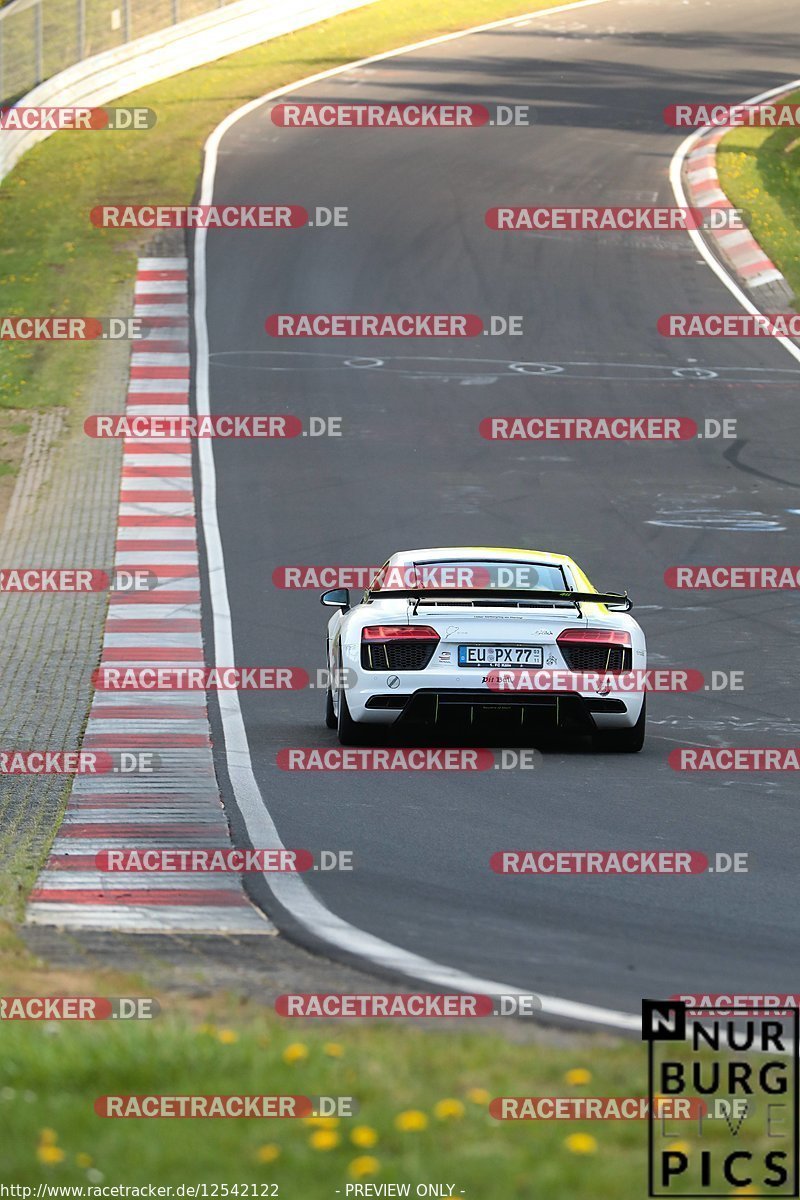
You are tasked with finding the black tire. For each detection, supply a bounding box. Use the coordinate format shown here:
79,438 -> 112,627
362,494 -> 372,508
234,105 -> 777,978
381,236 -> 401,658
324,644 -> 337,729
592,695 -> 646,753
337,685 -> 370,746
325,685 -> 337,729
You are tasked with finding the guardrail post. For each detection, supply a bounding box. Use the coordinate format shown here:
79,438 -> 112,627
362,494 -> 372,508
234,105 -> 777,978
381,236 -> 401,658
172,0 -> 179,22
77,0 -> 85,59
35,0 -> 43,84
123,0 -> 130,42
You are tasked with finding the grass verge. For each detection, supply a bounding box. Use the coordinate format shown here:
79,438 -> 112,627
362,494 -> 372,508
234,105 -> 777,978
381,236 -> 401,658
716,90 -> 800,304
0,975 -> 749,1194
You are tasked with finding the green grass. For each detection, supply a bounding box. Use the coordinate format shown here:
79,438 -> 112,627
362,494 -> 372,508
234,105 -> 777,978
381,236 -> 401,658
0,1006 -> 728,1193
716,90 -> 800,303
0,0 -> 564,416
0,996 -> 782,1193
0,408 -> 36,481
0,782 -> 72,921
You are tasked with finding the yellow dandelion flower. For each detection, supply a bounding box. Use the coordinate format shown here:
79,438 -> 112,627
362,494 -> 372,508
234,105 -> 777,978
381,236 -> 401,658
303,1115 -> 339,1129
394,1109 -> 428,1132
75,1154 -> 93,1169
255,1144 -> 280,1164
350,1125 -> 379,1148
282,1042 -> 308,1065
348,1156 -> 380,1179
216,1029 -> 238,1045
465,1087 -> 490,1105
565,1133 -> 597,1155
37,1145 -> 66,1166
38,1129 -> 58,1146
565,1068 -> 592,1086
310,1129 -> 340,1151
323,1042 -> 344,1057
433,1098 -> 465,1121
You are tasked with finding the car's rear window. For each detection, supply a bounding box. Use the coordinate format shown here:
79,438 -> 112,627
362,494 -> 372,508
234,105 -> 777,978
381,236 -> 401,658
370,560 -> 569,592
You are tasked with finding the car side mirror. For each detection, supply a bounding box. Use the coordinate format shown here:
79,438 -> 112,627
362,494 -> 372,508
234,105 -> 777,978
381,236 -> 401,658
321,588 -> 350,611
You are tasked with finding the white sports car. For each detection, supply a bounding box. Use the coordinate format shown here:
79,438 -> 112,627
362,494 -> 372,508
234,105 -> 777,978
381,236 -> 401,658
322,547 -> 647,751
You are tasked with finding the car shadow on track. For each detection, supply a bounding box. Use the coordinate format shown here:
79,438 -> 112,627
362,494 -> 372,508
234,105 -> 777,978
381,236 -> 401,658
319,715 -> 621,755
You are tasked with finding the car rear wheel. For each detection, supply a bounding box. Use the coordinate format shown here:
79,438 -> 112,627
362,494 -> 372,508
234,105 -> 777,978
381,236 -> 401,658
592,696 -> 646,753
324,644 -> 337,729
325,685 -> 337,729
337,684 -> 372,746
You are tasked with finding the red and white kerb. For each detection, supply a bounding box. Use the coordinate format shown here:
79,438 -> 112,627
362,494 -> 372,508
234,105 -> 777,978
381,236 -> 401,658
26,259 -> 269,935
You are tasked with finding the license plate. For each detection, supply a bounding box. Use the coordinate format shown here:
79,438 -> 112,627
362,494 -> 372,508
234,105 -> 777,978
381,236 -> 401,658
457,644 -> 543,667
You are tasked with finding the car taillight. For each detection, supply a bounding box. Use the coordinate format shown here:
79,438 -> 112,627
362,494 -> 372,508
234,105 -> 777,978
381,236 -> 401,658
557,628 -> 631,647
362,626 -> 440,641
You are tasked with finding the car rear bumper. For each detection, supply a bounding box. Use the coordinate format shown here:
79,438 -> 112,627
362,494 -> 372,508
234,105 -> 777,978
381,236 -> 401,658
354,687 -> 643,730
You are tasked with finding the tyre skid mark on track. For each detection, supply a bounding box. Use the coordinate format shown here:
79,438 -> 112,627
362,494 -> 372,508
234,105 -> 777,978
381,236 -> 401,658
208,349 -> 800,384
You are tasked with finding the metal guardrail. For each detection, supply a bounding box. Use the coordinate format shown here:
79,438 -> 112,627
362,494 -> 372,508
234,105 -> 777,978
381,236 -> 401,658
0,0 -> 237,106
0,0 -> 377,182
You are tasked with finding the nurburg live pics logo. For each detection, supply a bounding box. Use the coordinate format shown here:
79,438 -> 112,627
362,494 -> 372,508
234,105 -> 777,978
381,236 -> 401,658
643,999 -> 799,1196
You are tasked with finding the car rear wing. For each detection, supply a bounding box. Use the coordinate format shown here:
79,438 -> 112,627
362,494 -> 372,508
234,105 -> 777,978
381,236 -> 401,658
365,588 -> 633,614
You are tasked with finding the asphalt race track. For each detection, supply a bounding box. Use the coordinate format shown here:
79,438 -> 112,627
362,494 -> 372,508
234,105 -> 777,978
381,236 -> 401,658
196,0 -> 800,1021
